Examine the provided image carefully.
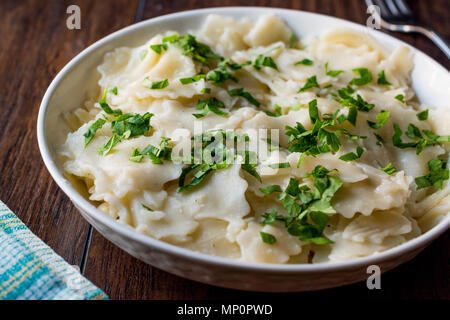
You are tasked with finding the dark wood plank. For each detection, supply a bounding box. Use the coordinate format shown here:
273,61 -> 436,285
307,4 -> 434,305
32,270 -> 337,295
0,0 -> 138,266
83,0 -> 449,299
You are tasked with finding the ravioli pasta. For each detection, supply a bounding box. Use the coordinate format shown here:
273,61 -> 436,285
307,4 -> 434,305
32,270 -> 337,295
60,14 -> 450,264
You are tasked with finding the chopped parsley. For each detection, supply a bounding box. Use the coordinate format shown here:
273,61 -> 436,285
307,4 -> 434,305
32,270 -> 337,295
138,137 -> 172,164
415,159 -> 449,190
150,43 -> 168,54
228,88 -> 260,107
97,130 -> 130,156
97,112 -> 154,156
380,162 -> 397,175
84,89 -> 154,154
268,162 -> 291,169
260,232 -> 277,244
346,106 -> 358,126
264,104 -> 282,117
84,118 -> 106,147
285,99 -> 342,163
179,74 -> 206,85
193,97 -> 228,118
99,88 -> 122,116
110,87 -> 118,95
142,77 -> 169,89
339,146 -> 364,162
177,131 -> 254,192
395,94 -> 405,103
142,204 -> 154,212
417,109 -> 429,121
200,87 -> 211,94
297,75 -> 319,93
207,69 -> 238,86
377,70 -> 392,85
253,54 -> 279,71
367,110 -> 390,129
374,133 -> 385,146
258,165 -> 343,245
294,59 -> 313,66
325,62 -> 344,77
349,68 -> 372,86
130,148 -> 144,163
392,123 -> 450,155
164,33 -> 222,64
337,86 -> 374,112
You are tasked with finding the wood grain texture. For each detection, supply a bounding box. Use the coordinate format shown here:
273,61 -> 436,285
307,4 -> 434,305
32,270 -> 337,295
0,0 -> 138,265
0,0 -> 448,300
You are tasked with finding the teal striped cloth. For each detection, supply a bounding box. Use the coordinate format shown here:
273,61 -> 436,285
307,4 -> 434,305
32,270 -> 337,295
0,200 -> 108,300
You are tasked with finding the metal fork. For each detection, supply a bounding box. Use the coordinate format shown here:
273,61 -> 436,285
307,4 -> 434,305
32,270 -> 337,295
365,0 -> 450,59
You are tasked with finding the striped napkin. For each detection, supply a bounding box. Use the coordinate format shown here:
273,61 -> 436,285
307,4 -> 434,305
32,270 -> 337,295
0,200 -> 108,300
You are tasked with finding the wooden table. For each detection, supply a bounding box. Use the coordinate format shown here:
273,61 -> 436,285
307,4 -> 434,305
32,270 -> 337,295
0,0 -> 448,300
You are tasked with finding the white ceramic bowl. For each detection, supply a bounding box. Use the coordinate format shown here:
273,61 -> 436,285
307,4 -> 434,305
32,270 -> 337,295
37,7 -> 450,292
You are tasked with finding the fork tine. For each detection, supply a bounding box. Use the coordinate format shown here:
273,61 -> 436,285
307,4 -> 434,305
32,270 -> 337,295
394,0 -> 413,18
385,0 -> 400,16
372,0 -> 393,20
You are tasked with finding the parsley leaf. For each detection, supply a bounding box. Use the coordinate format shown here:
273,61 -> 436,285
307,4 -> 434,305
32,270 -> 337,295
258,166 -> 343,245
417,109 -> 429,121
130,148 -> 144,163
395,94 -> 405,103
260,185 -> 283,195
179,74 -> 206,85
337,87 -> 374,112
415,159 -> 449,190
367,110 -> 390,129
142,77 -> 169,89
298,75 -> 319,92
325,62 -> 344,77
97,112 -> 153,156
377,70 -> 392,85
285,101 -> 341,163
166,34 -> 223,64
380,162 -> 397,175
268,162 -> 291,169
206,69 -> 238,86
83,118 -> 106,147
97,131 -> 130,156
260,232 -> 277,244
193,97 -> 228,118
142,204 -> 154,212
349,68 -> 372,86
177,131 -> 248,192
150,43 -> 168,54
110,87 -> 118,95
261,209 -> 279,225
139,137 -> 172,164
264,104 -> 282,117
99,88 -> 122,116
295,59 -> 313,66
228,88 -> 260,107
339,146 -> 364,161
253,54 -> 279,71
374,133 -> 385,146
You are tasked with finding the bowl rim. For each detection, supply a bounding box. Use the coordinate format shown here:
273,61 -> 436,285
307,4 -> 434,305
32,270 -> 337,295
37,6 -> 450,273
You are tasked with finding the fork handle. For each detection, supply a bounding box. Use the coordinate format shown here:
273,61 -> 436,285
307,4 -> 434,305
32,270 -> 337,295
419,27 -> 450,59
390,24 -> 450,59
